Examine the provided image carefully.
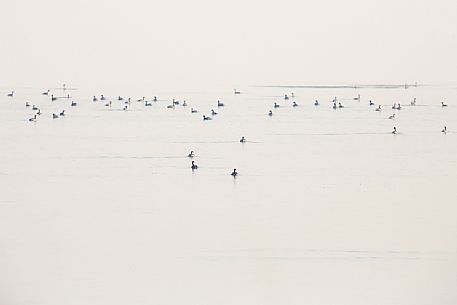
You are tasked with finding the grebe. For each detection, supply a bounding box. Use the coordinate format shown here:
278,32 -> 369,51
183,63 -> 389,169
338,102 -> 344,108
173,99 -> 180,105
153,96 -> 157,102
71,101 -> 77,106
32,105 -> 38,110
28,115 -> 37,122
234,89 -> 241,94
101,95 -> 106,100
217,100 -> 224,107
396,103 -> 402,110
284,94 -> 289,100
191,108 -> 198,113
388,114 -> 396,119
93,96 -> 98,102
145,101 -> 152,106
268,110 -> 273,116
274,102 -> 280,108
182,100 -> 187,107
52,113 -> 59,119
7,91 -> 14,97
59,110 -> 65,116
118,96 -> 124,101
166,103 -> 175,109
25,102 -> 30,107
211,109 -> 218,115
292,101 -> 298,107
191,161 -> 198,170
42,90 -> 50,95
51,95 -> 57,101
442,101 -> 448,107
369,100 -> 375,106
332,102 -> 337,109
188,151 -> 195,158
36,108 -> 41,115
442,126 -> 447,133
123,105 -> 128,111
375,105 -> 381,111
392,127 -> 397,134
137,97 -> 145,102
203,115 -> 212,120
240,136 -> 246,143
231,168 -> 238,177
314,100 -> 319,106
105,101 -> 112,107
411,98 -> 416,106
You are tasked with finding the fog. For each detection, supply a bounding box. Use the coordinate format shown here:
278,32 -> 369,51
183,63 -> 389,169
1,0 -> 457,88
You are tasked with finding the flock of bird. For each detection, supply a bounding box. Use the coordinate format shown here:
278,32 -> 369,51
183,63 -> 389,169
5,87 -> 451,176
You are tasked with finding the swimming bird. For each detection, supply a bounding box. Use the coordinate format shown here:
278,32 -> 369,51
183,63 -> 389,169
173,99 -> 180,105
369,100 -> 375,106
32,105 -> 38,110
36,108 -> 41,115
240,136 -> 246,143
217,100 -> 224,107
392,103 -> 396,109
268,110 -> 273,116
338,102 -> 344,108
231,168 -> 238,177
396,103 -> 402,110
332,102 -> 337,109
182,100 -> 188,107
71,101 -> 77,106
274,102 -> 280,108
442,101 -> 448,107
167,103 -> 175,109
28,115 -> 37,122
52,113 -> 59,119
392,127 -> 397,134
314,100 -> 319,106
411,98 -> 416,106
118,96 -> 124,101
187,151 -> 195,158
137,97 -> 145,102
153,96 -> 157,102
25,102 -> 30,107
191,161 -> 198,170
7,91 -> 14,97
211,109 -> 218,115
388,114 -> 396,119
234,89 -> 241,94
284,94 -> 289,100
292,101 -> 298,107
291,92 -> 295,98
123,105 -> 128,111
145,101 -> 152,106
105,101 -> 112,107
51,95 -> 57,101
375,105 -> 381,111
59,110 -> 65,116
354,94 -> 361,101
191,108 -> 198,113
203,115 -> 212,120
442,126 -> 447,133
42,89 -> 50,95
101,95 -> 106,100
93,96 -> 98,102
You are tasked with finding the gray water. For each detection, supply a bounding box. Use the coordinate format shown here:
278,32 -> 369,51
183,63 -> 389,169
1,84 -> 456,305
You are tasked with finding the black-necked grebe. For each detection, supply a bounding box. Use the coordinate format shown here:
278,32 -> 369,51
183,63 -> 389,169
191,161 -> 198,170
231,168 -> 238,177
392,127 -> 397,134
240,136 -> 246,143
188,151 -> 195,158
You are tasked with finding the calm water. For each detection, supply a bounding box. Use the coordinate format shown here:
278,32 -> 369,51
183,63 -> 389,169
1,84 -> 456,305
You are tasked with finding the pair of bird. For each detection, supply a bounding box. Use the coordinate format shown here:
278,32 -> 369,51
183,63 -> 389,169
188,151 -> 238,176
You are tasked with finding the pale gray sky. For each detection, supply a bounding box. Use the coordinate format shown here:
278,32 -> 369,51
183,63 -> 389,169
1,0 -> 456,87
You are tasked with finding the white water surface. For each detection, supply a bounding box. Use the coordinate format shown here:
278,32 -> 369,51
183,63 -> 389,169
1,84 -> 456,305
